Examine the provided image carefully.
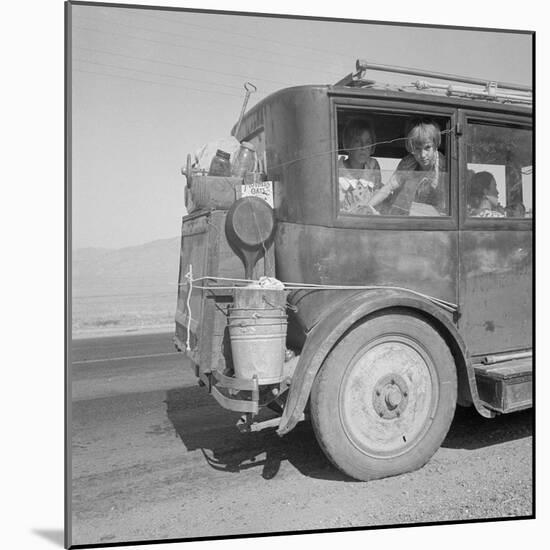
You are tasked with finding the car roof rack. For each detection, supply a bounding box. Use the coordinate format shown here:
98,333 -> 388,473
335,60 -> 532,105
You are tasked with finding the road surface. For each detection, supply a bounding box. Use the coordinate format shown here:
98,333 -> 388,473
69,332 -> 533,546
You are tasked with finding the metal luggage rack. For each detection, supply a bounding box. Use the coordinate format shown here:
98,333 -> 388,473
335,60 -> 532,105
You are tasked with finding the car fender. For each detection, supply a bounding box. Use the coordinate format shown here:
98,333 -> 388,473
277,288 -> 494,436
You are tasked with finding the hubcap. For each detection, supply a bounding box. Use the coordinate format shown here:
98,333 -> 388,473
372,373 -> 409,419
339,336 -> 438,458
386,388 -> 402,408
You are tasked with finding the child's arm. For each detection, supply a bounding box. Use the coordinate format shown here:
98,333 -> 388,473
367,155 -> 416,213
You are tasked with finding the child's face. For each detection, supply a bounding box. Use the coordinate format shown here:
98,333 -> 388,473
411,139 -> 437,170
347,130 -> 374,168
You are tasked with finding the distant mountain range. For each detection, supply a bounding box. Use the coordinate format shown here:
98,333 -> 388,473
72,237 -> 181,298
72,237 -> 181,334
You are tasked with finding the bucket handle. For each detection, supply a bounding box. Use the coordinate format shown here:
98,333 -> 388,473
230,306 -> 285,312
262,296 -> 291,312
262,296 -> 299,313
215,298 -> 297,315
230,311 -> 286,320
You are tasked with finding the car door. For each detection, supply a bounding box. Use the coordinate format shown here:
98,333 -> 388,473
457,110 -> 532,357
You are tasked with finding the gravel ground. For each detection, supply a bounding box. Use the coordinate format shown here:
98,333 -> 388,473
71,383 -> 532,546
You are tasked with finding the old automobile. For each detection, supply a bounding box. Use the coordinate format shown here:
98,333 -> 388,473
175,61 -> 532,481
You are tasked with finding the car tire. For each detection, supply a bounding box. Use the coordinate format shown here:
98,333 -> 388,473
310,310 -> 457,481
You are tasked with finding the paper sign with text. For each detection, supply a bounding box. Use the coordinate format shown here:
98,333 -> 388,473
237,181 -> 274,208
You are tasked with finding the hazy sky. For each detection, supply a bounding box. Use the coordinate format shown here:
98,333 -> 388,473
70,2 -> 532,249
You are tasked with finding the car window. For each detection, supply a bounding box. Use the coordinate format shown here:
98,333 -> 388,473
465,121 -> 532,218
336,109 -> 452,217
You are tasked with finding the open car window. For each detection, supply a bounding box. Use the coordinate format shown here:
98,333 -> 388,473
336,109 -> 451,217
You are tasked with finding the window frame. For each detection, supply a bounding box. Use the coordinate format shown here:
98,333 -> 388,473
329,96 -> 459,231
458,109 -> 533,231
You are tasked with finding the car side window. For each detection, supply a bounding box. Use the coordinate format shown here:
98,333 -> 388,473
336,109 -> 452,217
466,121 -> 532,218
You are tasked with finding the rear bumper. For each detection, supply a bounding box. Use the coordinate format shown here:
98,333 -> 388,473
199,369 -> 261,414
175,334 -> 289,415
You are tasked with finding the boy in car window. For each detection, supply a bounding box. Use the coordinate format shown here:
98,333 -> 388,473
366,118 -> 447,216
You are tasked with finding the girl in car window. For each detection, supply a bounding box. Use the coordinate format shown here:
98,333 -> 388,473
338,119 -> 382,213
468,171 -> 505,217
366,118 -> 446,216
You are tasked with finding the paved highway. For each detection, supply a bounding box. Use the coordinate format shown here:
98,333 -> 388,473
69,332 -> 533,547
71,332 -> 193,401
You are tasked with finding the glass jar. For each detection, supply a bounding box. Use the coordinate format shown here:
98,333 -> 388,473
231,141 -> 256,178
208,149 -> 231,177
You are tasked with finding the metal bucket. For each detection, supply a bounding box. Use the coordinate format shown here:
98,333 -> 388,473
228,288 -> 287,384
233,287 -> 287,310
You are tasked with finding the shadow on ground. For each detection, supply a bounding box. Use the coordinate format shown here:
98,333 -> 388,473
443,405 -> 532,450
165,386 -> 533,481
164,386 -> 346,481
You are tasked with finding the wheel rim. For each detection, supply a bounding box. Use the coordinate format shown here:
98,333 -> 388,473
339,334 -> 439,458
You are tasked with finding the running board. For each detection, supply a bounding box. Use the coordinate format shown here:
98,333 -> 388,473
474,357 -> 532,414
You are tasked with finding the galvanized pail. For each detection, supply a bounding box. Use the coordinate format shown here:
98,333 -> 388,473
228,288 -> 287,384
